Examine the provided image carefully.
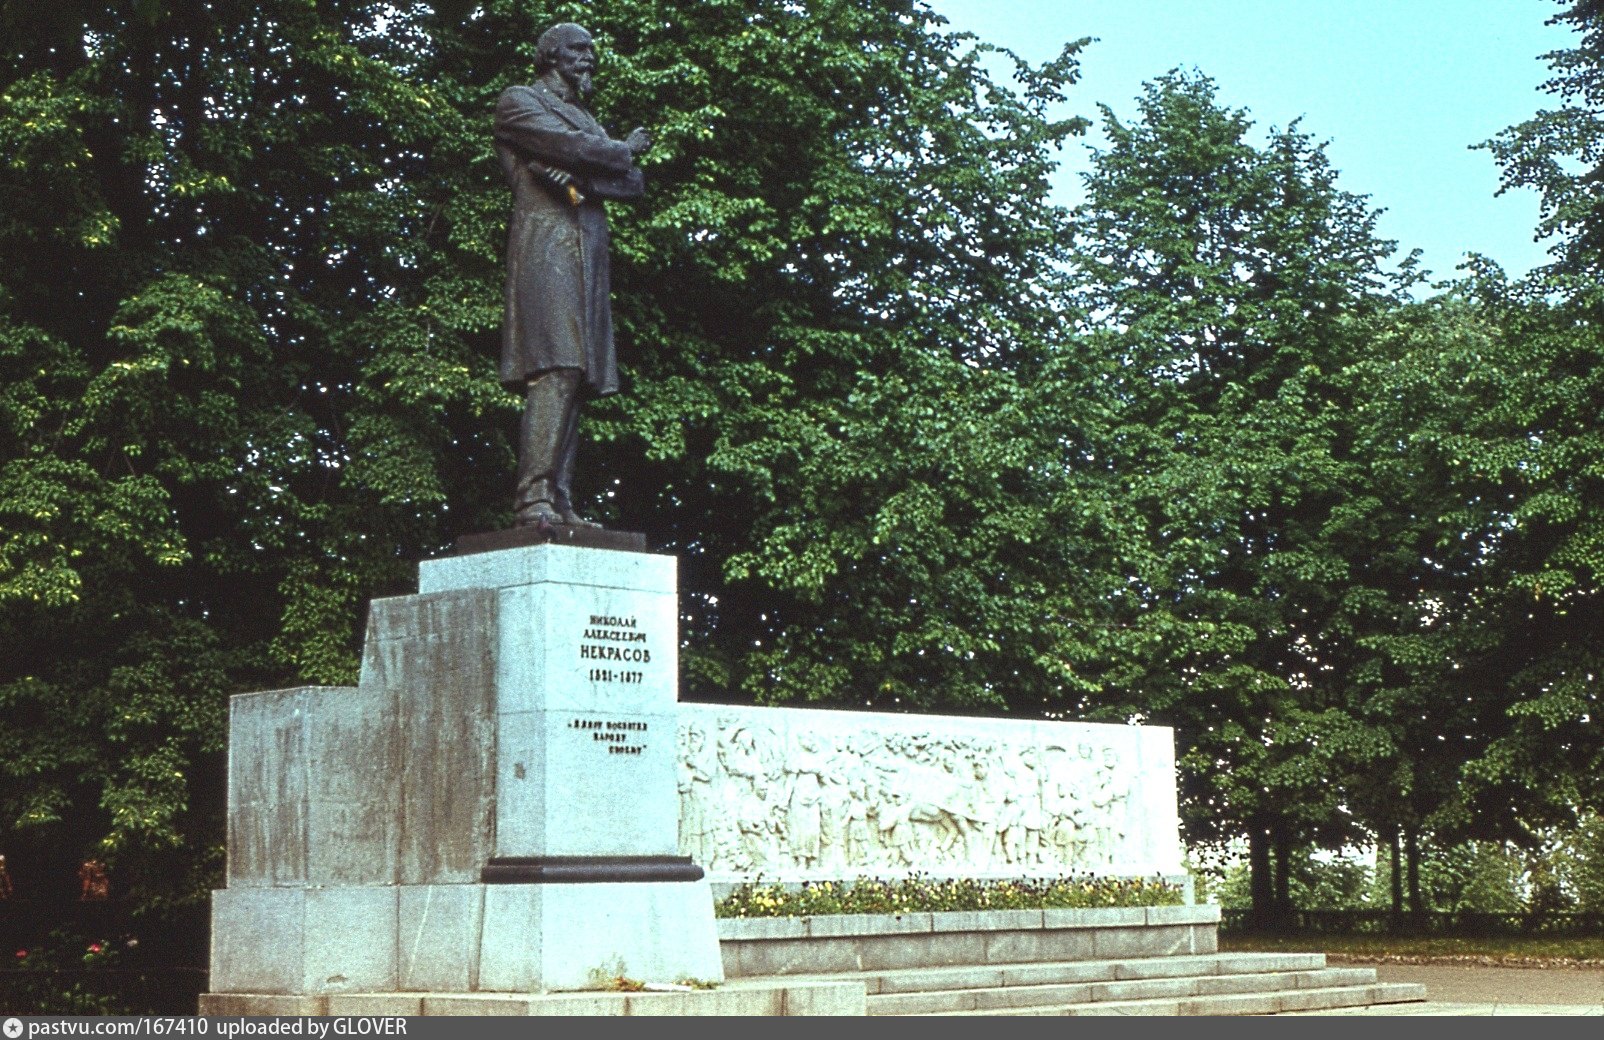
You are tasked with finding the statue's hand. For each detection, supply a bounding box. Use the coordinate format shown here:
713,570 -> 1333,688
624,127 -> 652,156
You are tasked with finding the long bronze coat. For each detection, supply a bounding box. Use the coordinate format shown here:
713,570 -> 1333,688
493,80 -> 642,396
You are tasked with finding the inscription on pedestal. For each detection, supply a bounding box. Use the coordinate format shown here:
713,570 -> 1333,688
569,717 -> 650,757
579,614 -> 655,684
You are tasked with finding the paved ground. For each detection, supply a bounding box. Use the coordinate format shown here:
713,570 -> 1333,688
1281,963 -> 1604,1016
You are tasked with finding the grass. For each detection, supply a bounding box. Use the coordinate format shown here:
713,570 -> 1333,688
1221,932 -> 1604,966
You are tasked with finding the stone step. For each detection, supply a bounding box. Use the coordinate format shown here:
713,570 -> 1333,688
867,967 -> 1379,1015
921,982 -> 1429,1017
787,951 -> 1327,998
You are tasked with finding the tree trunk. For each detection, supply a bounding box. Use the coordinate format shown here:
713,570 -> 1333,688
1248,824 -> 1275,929
1389,828 -> 1404,930
1405,827 -> 1424,931
1272,822 -> 1294,921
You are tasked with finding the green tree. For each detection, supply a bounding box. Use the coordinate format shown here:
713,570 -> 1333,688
1335,298 -> 1520,915
564,1 -> 1102,713
0,0 -> 471,907
0,0 -> 1101,910
1328,0 -> 1604,901
1066,70 -> 1418,923
1365,839 -> 1527,915
1454,0 -> 1604,823
1338,285 -> 1604,918
1483,0 -> 1604,286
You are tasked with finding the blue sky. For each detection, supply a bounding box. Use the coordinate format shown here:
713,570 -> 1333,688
930,0 -> 1578,284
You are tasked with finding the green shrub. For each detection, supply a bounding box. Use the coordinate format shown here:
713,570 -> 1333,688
0,930 -> 131,1015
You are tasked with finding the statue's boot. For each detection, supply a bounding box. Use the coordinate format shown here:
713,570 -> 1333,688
514,369 -> 580,527
554,387 -> 602,528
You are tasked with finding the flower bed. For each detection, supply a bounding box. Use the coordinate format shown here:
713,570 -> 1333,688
715,874 -> 1185,918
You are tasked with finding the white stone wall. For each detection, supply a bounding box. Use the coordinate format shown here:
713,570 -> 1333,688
675,704 -> 1183,884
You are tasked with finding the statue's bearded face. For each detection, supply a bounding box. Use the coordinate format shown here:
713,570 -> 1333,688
550,33 -> 596,99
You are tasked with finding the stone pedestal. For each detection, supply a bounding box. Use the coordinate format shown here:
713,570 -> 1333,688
207,540 -> 724,998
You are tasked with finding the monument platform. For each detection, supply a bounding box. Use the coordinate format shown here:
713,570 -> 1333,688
205,537 -> 724,1000
203,534 -> 1409,1016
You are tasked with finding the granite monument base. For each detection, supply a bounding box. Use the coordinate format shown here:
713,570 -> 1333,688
209,879 -> 724,995
206,538 -> 723,1000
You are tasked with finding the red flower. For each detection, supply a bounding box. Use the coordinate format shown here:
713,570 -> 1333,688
87,943 -> 103,954
14,950 -> 25,959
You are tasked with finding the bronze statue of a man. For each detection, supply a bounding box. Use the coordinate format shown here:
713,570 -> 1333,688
494,23 -> 649,528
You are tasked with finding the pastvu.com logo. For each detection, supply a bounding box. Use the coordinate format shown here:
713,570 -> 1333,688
4,1017 -> 23,1038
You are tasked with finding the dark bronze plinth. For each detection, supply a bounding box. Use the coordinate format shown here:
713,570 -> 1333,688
450,525 -> 648,556
481,855 -> 704,884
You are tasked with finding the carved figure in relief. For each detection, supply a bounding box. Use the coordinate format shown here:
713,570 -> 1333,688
851,733 -> 900,866
995,759 -> 1026,864
898,752 -> 970,858
1092,746 -> 1131,870
681,716 -> 1152,879
876,787 -> 917,866
967,753 -> 1008,866
783,733 -> 826,868
1041,745 -> 1085,868
1046,744 -> 1083,867
816,736 -> 851,870
1047,803 -> 1080,865
718,724 -> 773,870
944,751 -> 984,864
1016,747 -> 1047,864
706,823 -> 736,872
677,725 -> 715,865
843,777 -> 874,866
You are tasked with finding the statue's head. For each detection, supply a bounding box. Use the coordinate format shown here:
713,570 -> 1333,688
536,23 -> 596,99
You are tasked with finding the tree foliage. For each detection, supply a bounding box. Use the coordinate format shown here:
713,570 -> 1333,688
3,0 -> 1602,932
1467,0 -> 1604,816
0,0 -> 1094,904
1065,72 -> 1418,891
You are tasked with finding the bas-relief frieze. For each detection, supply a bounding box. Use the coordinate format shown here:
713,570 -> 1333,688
675,706 -> 1179,882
